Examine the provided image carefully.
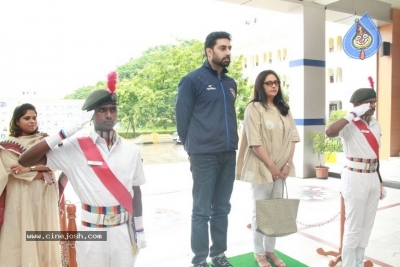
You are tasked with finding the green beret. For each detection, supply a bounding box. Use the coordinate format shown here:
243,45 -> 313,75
81,89 -> 118,111
349,88 -> 376,103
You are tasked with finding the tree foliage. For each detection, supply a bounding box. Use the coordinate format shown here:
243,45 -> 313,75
64,39 -> 252,132
64,85 -> 95,99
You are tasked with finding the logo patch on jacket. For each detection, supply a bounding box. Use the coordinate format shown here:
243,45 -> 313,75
206,85 -> 216,90
230,88 -> 236,98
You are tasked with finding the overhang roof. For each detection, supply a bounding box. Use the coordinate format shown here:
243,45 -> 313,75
217,0 -> 400,26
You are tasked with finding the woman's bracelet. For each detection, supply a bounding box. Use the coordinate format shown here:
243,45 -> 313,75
285,162 -> 293,168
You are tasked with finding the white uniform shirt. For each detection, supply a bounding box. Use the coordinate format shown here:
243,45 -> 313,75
339,117 -> 381,159
46,132 -> 145,206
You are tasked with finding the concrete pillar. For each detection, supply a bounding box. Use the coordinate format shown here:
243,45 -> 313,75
377,8 -> 400,159
288,4 -> 326,178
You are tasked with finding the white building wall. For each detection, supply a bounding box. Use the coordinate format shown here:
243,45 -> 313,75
325,21 -> 377,117
0,98 -> 87,141
235,21 -> 377,121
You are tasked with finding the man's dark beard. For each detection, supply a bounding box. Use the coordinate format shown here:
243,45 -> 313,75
212,57 -> 230,68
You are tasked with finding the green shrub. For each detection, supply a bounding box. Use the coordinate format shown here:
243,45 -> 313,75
328,109 -> 347,125
325,109 -> 346,152
309,132 -> 338,167
326,137 -> 343,152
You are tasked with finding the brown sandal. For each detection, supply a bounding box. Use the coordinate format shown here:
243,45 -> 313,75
254,254 -> 272,267
265,252 -> 286,267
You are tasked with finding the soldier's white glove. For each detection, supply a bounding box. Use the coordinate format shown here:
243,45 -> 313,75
136,232 -> 147,249
45,110 -> 94,148
380,187 -> 387,200
344,103 -> 370,122
63,110 -> 94,137
134,216 -> 147,248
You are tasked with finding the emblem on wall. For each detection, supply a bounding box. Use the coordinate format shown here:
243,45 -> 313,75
343,12 -> 382,60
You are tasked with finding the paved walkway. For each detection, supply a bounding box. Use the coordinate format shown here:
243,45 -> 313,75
134,162 -> 400,267
63,143 -> 400,266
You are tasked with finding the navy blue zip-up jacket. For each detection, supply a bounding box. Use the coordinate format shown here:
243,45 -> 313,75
175,60 -> 238,154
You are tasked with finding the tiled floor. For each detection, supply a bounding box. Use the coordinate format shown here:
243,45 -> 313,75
63,144 -> 400,267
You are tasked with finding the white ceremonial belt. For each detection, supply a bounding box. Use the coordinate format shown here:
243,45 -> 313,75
346,160 -> 377,171
81,209 -> 129,226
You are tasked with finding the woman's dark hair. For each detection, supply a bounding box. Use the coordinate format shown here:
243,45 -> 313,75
9,103 -> 39,137
249,69 -> 290,116
204,31 -> 232,55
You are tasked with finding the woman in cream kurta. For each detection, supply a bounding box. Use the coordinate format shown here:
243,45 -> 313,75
236,70 -> 300,267
0,103 -> 60,267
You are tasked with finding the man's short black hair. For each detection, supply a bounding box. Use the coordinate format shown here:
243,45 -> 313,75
204,31 -> 232,55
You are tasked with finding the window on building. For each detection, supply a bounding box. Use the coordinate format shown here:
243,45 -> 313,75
268,52 -> 272,64
336,36 -> 343,51
329,100 -> 342,116
263,53 -> 267,65
255,55 -> 259,66
328,68 -> 334,83
282,48 -> 287,61
336,67 -> 342,82
277,50 -> 281,62
281,74 -> 287,87
328,38 -> 334,53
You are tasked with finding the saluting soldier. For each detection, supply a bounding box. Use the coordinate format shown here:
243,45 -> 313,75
326,82 -> 386,267
19,72 -> 147,267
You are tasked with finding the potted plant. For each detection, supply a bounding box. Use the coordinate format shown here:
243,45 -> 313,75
325,136 -> 343,163
309,132 -> 335,179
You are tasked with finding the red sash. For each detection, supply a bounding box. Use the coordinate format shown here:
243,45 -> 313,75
352,119 -> 382,182
77,137 -> 133,216
352,120 -> 379,157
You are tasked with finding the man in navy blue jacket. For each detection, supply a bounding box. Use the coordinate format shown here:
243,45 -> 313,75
175,31 -> 238,267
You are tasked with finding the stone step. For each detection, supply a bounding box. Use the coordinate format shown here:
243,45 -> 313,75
389,156 -> 400,164
133,134 -> 173,144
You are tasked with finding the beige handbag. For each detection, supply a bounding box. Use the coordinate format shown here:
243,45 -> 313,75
256,180 -> 300,237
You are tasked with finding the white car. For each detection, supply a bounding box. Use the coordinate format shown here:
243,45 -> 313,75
172,132 -> 182,144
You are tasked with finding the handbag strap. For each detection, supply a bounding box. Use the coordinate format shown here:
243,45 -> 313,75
272,180 -> 288,199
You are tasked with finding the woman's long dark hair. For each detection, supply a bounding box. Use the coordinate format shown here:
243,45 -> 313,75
249,69 -> 290,116
9,103 -> 40,137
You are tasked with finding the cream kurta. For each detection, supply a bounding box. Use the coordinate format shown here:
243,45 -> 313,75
236,102 -> 300,184
0,134 -> 60,267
